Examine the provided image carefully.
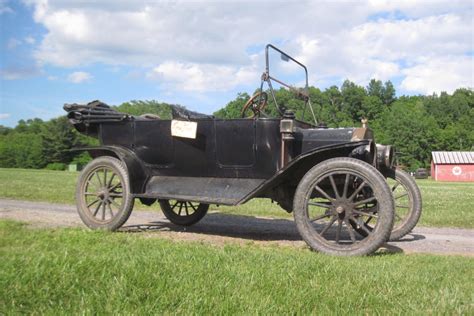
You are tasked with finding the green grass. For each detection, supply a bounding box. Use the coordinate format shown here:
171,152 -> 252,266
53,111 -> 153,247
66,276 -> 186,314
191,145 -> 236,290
0,168 -> 77,204
0,220 -> 472,314
1,168 -> 473,228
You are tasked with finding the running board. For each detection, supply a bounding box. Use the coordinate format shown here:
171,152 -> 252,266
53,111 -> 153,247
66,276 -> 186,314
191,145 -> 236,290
136,176 -> 265,205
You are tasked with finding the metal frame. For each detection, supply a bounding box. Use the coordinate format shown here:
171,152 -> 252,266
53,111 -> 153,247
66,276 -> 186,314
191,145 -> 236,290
259,44 -> 318,125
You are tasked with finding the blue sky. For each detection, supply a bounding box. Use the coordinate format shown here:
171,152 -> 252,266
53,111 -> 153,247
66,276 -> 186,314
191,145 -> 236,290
1,0 -> 473,127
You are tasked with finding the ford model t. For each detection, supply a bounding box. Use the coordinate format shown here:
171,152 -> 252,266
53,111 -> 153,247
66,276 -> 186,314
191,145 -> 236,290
65,44 -> 422,256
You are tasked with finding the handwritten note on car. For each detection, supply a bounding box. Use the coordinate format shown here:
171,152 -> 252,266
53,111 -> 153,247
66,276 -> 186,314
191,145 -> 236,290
171,120 -> 197,139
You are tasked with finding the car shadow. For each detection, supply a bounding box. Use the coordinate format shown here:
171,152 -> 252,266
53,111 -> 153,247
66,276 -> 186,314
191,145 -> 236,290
120,212 -> 423,254
391,233 -> 426,242
121,212 -> 303,241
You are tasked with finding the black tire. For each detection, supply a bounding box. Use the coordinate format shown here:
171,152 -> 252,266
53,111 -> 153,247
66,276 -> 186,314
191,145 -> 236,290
159,200 -> 209,226
351,169 -> 422,241
76,156 -> 134,230
388,169 -> 422,240
293,158 -> 394,256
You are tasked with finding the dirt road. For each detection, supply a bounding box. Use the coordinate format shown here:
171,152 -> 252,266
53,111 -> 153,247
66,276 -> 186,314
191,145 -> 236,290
1,198 -> 473,256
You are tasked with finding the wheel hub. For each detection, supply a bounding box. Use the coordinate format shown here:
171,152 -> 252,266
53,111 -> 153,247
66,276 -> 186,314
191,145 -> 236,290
333,201 -> 354,220
97,188 -> 109,201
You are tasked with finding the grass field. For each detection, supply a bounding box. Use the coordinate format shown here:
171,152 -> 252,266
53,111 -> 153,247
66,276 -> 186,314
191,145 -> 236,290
0,220 -> 472,314
1,168 -> 473,228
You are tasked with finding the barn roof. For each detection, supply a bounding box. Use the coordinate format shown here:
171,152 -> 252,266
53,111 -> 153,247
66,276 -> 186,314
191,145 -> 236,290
432,151 -> 474,164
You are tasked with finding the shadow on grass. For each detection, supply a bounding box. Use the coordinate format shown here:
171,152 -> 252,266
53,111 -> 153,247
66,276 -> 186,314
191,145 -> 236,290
120,213 -> 413,255
121,213 -> 302,241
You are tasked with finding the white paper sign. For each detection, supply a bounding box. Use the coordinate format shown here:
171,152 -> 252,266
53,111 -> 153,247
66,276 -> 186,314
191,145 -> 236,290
171,120 -> 197,139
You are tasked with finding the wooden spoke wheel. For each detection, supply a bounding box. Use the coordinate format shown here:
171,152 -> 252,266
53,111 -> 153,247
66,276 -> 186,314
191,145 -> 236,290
159,200 -> 209,226
293,158 -> 394,256
351,169 -> 422,241
76,157 -> 134,230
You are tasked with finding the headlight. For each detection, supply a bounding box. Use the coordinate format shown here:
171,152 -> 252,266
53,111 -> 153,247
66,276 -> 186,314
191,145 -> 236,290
376,144 -> 395,168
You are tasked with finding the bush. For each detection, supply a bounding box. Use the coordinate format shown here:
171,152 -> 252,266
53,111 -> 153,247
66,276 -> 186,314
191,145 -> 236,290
71,152 -> 92,166
45,162 -> 66,171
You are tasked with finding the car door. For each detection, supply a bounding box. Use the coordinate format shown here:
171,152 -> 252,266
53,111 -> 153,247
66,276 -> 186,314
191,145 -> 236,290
215,119 -> 256,168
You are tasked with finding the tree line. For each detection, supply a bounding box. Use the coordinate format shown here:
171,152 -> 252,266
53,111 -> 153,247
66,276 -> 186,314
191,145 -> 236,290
0,80 -> 472,170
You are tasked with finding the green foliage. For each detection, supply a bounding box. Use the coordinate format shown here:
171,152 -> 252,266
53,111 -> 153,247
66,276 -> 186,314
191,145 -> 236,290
71,152 -> 92,166
0,117 -> 92,169
372,97 -> 438,169
0,125 -> 12,135
213,92 -> 250,118
45,162 -> 66,171
0,133 -> 44,168
114,100 -> 175,119
41,117 -> 80,164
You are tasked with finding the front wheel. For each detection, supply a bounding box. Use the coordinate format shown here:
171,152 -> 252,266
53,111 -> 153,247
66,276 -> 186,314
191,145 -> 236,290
388,169 -> 422,240
76,156 -> 134,230
352,169 -> 422,241
159,200 -> 209,226
293,158 -> 394,256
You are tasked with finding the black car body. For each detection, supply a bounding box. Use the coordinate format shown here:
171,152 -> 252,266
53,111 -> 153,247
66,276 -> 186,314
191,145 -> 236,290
67,105 -> 381,210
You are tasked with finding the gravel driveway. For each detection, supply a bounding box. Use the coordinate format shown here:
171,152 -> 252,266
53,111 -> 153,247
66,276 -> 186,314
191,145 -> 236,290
1,198 -> 473,256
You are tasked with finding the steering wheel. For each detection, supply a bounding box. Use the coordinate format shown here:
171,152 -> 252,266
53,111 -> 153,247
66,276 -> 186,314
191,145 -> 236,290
241,92 -> 268,118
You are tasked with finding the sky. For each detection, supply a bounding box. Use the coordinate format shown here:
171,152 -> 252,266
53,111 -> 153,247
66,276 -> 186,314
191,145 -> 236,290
0,0 -> 473,127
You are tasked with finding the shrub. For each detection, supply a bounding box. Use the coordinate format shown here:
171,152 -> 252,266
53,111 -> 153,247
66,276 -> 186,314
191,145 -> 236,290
45,162 -> 66,171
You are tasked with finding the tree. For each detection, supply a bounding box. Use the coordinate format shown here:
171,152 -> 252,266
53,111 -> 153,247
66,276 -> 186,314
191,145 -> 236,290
0,133 -> 44,168
213,92 -> 251,118
41,117 -> 82,164
361,95 -> 384,121
0,125 -> 11,135
382,81 -> 396,105
115,100 -> 175,119
340,80 -> 366,123
374,96 -> 439,169
367,79 -> 384,99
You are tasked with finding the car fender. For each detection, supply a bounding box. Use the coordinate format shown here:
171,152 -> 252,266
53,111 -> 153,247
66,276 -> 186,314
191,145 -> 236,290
239,140 -> 372,203
72,145 -> 149,194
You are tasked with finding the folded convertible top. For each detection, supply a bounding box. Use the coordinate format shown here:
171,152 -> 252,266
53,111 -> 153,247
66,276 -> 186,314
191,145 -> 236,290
64,100 -> 129,123
63,100 -> 130,135
64,100 -> 214,136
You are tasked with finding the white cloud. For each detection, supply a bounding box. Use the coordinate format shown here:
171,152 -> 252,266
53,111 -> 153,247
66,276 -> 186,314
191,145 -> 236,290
0,113 -> 11,119
400,56 -> 474,94
67,71 -> 92,83
290,13 -> 472,89
24,0 -> 474,94
148,55 -> 259,92
24,36 -> 36,44
7,38 -> 21,50
347,14 -> 472,61
0,0 -> 13,14
27,1 -> 373,67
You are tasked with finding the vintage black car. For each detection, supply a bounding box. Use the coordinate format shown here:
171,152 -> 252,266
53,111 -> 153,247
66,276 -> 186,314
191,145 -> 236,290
65,44 -> 421,256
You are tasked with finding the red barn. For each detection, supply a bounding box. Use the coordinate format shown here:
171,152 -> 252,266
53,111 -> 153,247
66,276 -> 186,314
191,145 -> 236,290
431,151 -> 474,182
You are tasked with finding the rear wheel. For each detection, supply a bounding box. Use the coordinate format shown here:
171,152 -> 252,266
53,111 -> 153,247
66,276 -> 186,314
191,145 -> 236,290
76,156 -> 134,230
159,200 -> 209,226
293,158 -> 394,256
